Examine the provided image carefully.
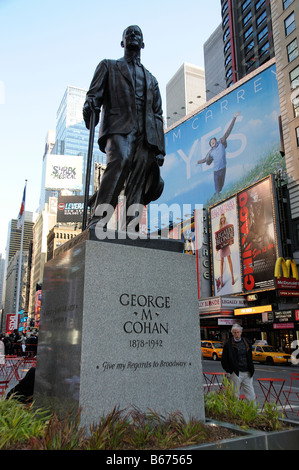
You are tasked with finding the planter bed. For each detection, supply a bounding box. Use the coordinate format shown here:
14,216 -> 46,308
179,418 -> 299,450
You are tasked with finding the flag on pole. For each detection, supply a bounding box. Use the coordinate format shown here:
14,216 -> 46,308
17,181 -> 27,229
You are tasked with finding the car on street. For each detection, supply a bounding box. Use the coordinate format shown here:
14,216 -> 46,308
201,340 -> 223,361
252,343 -> 292,365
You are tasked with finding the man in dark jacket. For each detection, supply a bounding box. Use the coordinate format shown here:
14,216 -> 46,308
221,324 -> 256,402
83,25 -> 165,231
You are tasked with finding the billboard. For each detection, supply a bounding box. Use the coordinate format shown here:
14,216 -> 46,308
158,61 -> 284,228
45,154 -> 83,190
57,195 -> 85,223
210,196 -> 242,295
238,176 -> 278,293
6,314 -> 17,334
209,176 -> 280,295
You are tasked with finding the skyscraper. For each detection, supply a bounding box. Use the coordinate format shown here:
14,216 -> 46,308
220,0 -> 275,86
51,86 -> 104,196
166,63 -> 206,128
204,24 -> 227,101
270,0 -> 299,261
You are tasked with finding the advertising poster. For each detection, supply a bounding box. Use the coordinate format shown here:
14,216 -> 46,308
6,314 -> 17,334
57,196 -> 85,223
45,154 -> 83,190
194,208 -> 211,300
210,196 -> 242,295
238,176 -> 278,293
155,62 -> 284,230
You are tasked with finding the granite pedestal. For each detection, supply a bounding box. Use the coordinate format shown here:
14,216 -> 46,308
34,232 -> 205,428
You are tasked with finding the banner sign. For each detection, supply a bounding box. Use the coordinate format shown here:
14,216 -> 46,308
194,208 -> 211,299
45,154 -> 83,190
274,257 -> 299,296
238,176 -> 278,293
199,296 -> 247,312
6,314 -> 17,334
57,196 -> 85,223
210,196 -> 242,295
274,310 -> 294,322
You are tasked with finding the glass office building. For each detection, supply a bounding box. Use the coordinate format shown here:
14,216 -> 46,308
221,0 -> 274,86
52,86 -> 105,194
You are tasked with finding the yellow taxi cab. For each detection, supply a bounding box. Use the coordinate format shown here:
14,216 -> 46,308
201,340 -> 223,361
252,343 -> 292,365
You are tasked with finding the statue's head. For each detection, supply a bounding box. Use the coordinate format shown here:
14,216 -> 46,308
121,25 -> 144,51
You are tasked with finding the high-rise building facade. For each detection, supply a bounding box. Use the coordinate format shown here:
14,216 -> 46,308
3,213 -> 35,321
28,197 -> 57,316
204,24 -> 227,100
270,0 -> 299,261
220,0 -> 275,86
5,214 -> 35,263
166,63 -> 206,128
51,86 -> 104,194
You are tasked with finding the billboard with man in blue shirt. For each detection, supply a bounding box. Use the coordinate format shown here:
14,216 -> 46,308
150,61 -> 285,231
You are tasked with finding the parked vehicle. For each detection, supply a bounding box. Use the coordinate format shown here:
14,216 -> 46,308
252,344 -> 292,365
201,340 -> 223,361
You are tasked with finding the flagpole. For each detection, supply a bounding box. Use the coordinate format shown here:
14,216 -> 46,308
15,180 -> 27,330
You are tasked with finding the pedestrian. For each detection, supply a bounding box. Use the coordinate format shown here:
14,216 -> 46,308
20,332 -> 27,356
3,334 -> 12,355
0,336 -> 4,365
26,332 -> 38,357
221,324 -> 256,402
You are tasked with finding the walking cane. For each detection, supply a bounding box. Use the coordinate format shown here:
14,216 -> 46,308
82,108 -> 96,231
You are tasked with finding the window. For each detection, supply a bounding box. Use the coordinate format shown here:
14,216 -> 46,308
292,91 -> 299,117
225,53 -> 232,66
224,40 -> 231,53
296,127 -> 299,147
246,56 -> 256,70
242,0 -> 251,11
256,10 -> 267,27
222,1 -> 228,15
255,0 -> 265,11
224,28 -> 230,41
245,40 -> 255,54
226,67 -> 233,79
258,26 -> 268,42
290,65 -> 299,90
223,14 -> 229,26
259,41 -> 269,57
243,11 -> 252,26
244,25 -> 253,40
287,38 -> 298,62
283,0 -> 294,10
285,12 -> 296,36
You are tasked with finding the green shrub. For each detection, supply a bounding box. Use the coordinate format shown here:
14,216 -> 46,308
0,395 -> 50,449
204,377 -> 284,432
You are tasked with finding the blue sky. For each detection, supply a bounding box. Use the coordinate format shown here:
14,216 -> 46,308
0,0 -> 222,253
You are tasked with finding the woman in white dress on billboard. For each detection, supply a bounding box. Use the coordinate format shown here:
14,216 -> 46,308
217,213 -> 235,288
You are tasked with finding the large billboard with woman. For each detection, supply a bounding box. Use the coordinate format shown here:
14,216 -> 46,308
210,196 -> 242,296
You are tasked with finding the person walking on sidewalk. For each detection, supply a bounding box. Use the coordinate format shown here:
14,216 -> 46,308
221,324 -> 256,402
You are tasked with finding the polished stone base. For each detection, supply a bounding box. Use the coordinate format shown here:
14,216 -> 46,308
34,236 -> 204,428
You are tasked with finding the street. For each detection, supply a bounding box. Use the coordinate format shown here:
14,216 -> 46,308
202,358 -> 299,421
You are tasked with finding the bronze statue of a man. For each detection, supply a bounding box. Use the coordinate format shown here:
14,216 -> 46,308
83,25 -> 165,231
